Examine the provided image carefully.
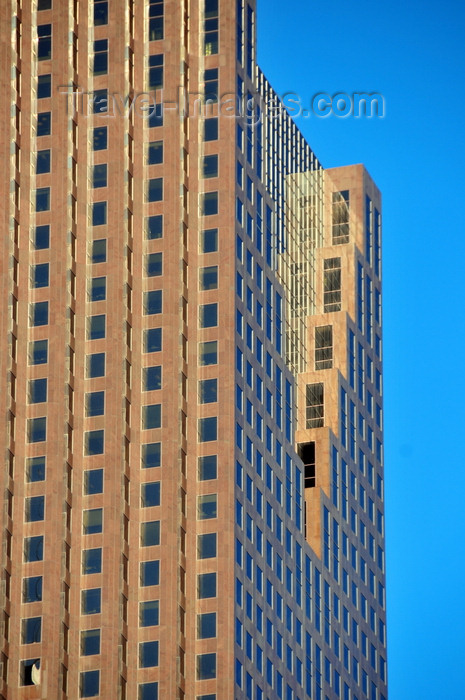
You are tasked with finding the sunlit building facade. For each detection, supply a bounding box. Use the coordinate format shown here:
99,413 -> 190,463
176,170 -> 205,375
0,1 -> 387,698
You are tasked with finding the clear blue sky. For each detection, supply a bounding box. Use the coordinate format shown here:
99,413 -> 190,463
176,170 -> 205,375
257,1 -> 465,697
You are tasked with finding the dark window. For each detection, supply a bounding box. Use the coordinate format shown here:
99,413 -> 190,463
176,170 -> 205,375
36,187 -> 50,211
38,0 -> 52,9
139,683 -> 159,700
31,262 -> 49,288
323,258 -> 342,312
92,164 -> 107,188
146,215 -> 163,239
139,600 -> 159,627
29,339 -> 48,365
147,103 -> 164,128
37,111 -> 51,135
20,659 -> 41,686
81,588 -> 101,615
84,430 -> 104,456
141,482 -> 160,508
199,265 -> 218,290
199,417 -> 217,442
37,74 -> 51,98
198,533 -> 217,559
26,456 -> 46,482
149,0 -> 164,41
23,576 -> 43,603
80,670 -> 100,697
91,239 -> 106,263
148,141 -> 163,164
27,417 -> 46,443
83,509 -> 103,535
148,54 -> 163,89
203,154 -> 218,178
87,314 -> 105,340
298,442 -> 316,488
92,201 -> 107,226
93,89 -> 108,114
86,352 -> 105,378
142,404 -> 161,429
36,149 -> 50,174
93,126 -> 107,150
204,117 -> 218,141
204,0 -> 219,55
142,443 -> 161,469
83,469 -> 104,495
198,455 -> 217,480
141,521 -> 160,547
199,378 -> 217,404
199,340 -> 217,366
198,572 -> 216,598
143,366 -> 162,391
24,536 -> 44,562
198,612 -> 216,638
198,494 -> 217,519
81,629 -> 101,656
93,39 -> 108,75
34,224 -> 50,249
306,383 -> 324,428
146,252 -> 162,277
28,378 -> 47,403
197,653 -> 217,680
204,68 -> 218,104
89,276 -> 106,301
199,303 -> 218,328
144,290 -> 162,315
140,560 -> 160,586
94,0 -> 108,25
202,191 -> 218,216
144,328 -> 162,353
147,177 -> 163,202
200,228 -> 218,252
85,391 -> 105,417
25,496 -> 45,522
315,325 -> 333,370
82,548 -> 102,575
38,24 -> 52,61
139,641 -> 159,668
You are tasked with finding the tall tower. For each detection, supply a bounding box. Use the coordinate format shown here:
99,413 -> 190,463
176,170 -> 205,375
0,1 -> 387,699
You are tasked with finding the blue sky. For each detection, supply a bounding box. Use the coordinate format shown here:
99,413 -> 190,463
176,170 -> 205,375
257,1 -> 465,697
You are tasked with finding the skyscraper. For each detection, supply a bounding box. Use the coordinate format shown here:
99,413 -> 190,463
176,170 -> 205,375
0,1 -> 387,699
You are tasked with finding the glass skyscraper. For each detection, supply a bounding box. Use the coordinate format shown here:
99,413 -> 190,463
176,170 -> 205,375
0,1 -> 386,698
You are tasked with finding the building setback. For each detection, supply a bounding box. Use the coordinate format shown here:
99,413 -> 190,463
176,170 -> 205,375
0,1 -> 387,699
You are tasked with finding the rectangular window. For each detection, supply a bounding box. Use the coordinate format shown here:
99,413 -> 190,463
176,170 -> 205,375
25,496 -> 45,522
332,190 -> 350,244
92,201 -> 107,226
143,366 -> 162,391
91,238 -> 106,263
24,535 -> 44,562
198,533 -> 217,559
204,117 -> 218,141
197,653 -> 217,680
37,111 -> 51,136
199,340 -> 218,365
146,214 -> 163,239
315,325 -> 333,370
38,0 -> 52,9
149,0 -> 164,40
142,404 -> 161,429
203,154 -> 219,178
26,457 -> 45,483
199,416 -> 217,442
139,640 -> 159,668
38,24 -> 52,60
198,494 -> 217,519
81,629 -> 101,656
28,378 -> 47,403
23,576 -> 42,603
199,302 -> 218,328
144,328 -> 162,353
92,164 -> 107,188
87,314 -> 105,340
36,149 -> 50,174
199,378 -> 218,404
80,670 -> 100,698
200,228 -> 218,253
34,224 -> 50,249
202,192 -> 218,216
86,352 -> 105,378
89,276 -> 106,301
82,548 -> 102,575
140,600 -> 159,627
198,572 -> 216,598
200,265 -> 218,290
148,177 -> 163,202
93,126 -> 107,150
94,0 -> 108,25
30,301 -> 48,327
85,391 -> 105,417
83,508 -> 103,534
92,88 -> 108,114
84,429 -> 104,455
198,455 -> 217,480
93,39 -> 108,75
204,0 -> 219,55
306,383 -> 324,428
27,417 -> 46,443
141,482 -> 160,507
148,54 -> 163,89
140,560 -> 160,586
148,140 -> 163,164
146,252 -> 163,277
198,611 -> 217,638
37,74 -> 51,98
204,68 -> 218,104
141,520 -> 160,546
31,262 -> 49,288
323,258 -> 341,312
36,186 -> 50,211
144,291 -> 162,316
84,469 -> 104,495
